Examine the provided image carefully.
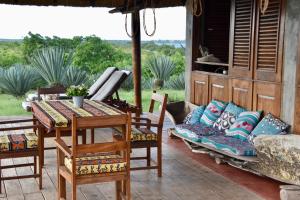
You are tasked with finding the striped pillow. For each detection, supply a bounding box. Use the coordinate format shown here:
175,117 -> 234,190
200,100 -> 227,127
225,111 -> 261,141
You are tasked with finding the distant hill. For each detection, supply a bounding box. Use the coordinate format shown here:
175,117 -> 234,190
0,38 -> 185,48
0,39 -> 22,42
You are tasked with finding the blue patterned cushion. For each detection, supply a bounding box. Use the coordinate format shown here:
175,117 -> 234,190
201,135 -> 256,156
248,113 -> 290,143
174,123 -> 223,142
213,102 -> 246,131
225,111 -> 261,141
188,105 -> 206,124
200,100 -> 227,127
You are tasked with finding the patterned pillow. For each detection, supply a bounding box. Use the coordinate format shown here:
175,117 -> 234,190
225,111 -> 261,141
213,102 -> 246,131
248,113 -> 290,143
200,100 -> 227,127
183,112 -> 192,124
184,105 -> 206,124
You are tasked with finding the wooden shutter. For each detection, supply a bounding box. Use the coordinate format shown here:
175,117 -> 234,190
229,0 -> 255,79
254,0 -> 285,82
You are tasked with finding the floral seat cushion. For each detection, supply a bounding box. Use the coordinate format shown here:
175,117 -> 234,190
0,132 -> 38,152
201,135 -> 256,156
64,153 -> 126,175
174,123 -> 224,142
131,127 -> 157,141
114,127 -> 157,141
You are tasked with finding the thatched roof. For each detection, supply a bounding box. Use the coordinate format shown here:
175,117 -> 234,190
0,0 -> 186,9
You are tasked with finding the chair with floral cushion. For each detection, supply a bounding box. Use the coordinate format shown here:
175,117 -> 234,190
114,91 -> 168,177
55,113 -> 131,200
0,118 -> 42,194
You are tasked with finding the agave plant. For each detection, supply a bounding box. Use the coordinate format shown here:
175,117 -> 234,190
165,73 -> 185,90
64,66 -> 89,87
142,78 -> 154,89
0,64 -> 40,98
31,47 -> 73,86
146,56 -> 175,89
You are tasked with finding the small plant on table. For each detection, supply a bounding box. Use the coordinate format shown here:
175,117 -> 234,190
66,85 -> 88,108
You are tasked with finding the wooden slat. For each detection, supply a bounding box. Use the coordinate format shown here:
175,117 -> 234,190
254,0 -> 284,82
229,0 -> 255,79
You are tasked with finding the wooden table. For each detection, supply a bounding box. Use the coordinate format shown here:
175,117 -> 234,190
31,99 -> 126,165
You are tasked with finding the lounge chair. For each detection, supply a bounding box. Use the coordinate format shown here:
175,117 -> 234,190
90,70 -> 130,101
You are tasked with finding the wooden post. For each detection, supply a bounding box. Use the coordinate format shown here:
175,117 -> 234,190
131,11 -> 142,111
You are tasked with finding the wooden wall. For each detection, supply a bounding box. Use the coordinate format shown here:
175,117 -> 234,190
189,0 -> 285,118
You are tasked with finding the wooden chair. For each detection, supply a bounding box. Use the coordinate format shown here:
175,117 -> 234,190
115,91 -> 168,177
55,114 -> 131,200
0,118 -> 42,193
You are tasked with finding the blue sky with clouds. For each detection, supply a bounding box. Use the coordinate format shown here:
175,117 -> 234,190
0,5 -> 186,40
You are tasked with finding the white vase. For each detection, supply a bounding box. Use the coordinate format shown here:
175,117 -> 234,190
73,96 -> 84,108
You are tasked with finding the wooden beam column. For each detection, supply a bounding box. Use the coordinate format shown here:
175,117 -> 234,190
131,11 -> 142,111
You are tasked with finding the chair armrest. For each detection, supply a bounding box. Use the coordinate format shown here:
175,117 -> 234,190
132,122 -> 160,128
55,139 -> 72,158
132,117 -> 151,122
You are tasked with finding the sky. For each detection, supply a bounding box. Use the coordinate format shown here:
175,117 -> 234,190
0,4 -> 186,40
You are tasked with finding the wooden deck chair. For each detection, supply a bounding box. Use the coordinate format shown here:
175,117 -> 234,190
55,114 -> 131,200
0,118 -> 42,193
90,70 -> 131,101
87,66 -> 118,98
114,91 -> 168,177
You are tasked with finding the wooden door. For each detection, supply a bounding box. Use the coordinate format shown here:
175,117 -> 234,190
253,0 -> 285,82
253,81 -> 281,117
294,88 -> 300,134
229,0 -> 256,79
209,75 -> 229,102
229,78 -> 253,110
294,34 -> 300,134
191,72 -> 209,105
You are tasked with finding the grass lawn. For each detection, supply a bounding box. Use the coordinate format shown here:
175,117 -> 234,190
0,89 -> 185,116
0,94 -> 29,116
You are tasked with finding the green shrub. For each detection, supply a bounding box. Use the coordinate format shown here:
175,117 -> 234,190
64,66 -> 89,87
146,56 -> 175,89
31,47 -> 73,86
0,65 -> 40,98
165,73 -> 185,90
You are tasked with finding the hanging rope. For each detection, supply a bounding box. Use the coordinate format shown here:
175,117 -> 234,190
143,0 -> 157,37
143,9 -> 156,36
124,0 -> 137,38
193,0 -> 203,17
260,0 -> 269,15
125,14 -> 134,38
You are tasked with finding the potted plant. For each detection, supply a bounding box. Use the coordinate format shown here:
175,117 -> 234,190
66,85 -> 88,108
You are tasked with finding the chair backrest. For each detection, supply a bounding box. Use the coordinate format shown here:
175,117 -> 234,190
70,113 -> 131,156
148,91 -> 168,127
87,67 -> 118,98
37,85 -> 66,101
90,70 -> 130,101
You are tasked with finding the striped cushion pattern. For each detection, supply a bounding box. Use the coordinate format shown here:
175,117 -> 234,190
0,132 -> 38,152
65,153 -> 126,175
200,100 -> 227,126
225,111 -> 261,141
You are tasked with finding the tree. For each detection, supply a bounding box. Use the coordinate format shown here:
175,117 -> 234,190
73,36 -> 131,74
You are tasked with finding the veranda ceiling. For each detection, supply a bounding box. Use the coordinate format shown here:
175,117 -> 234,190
0,0 -> 186,8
